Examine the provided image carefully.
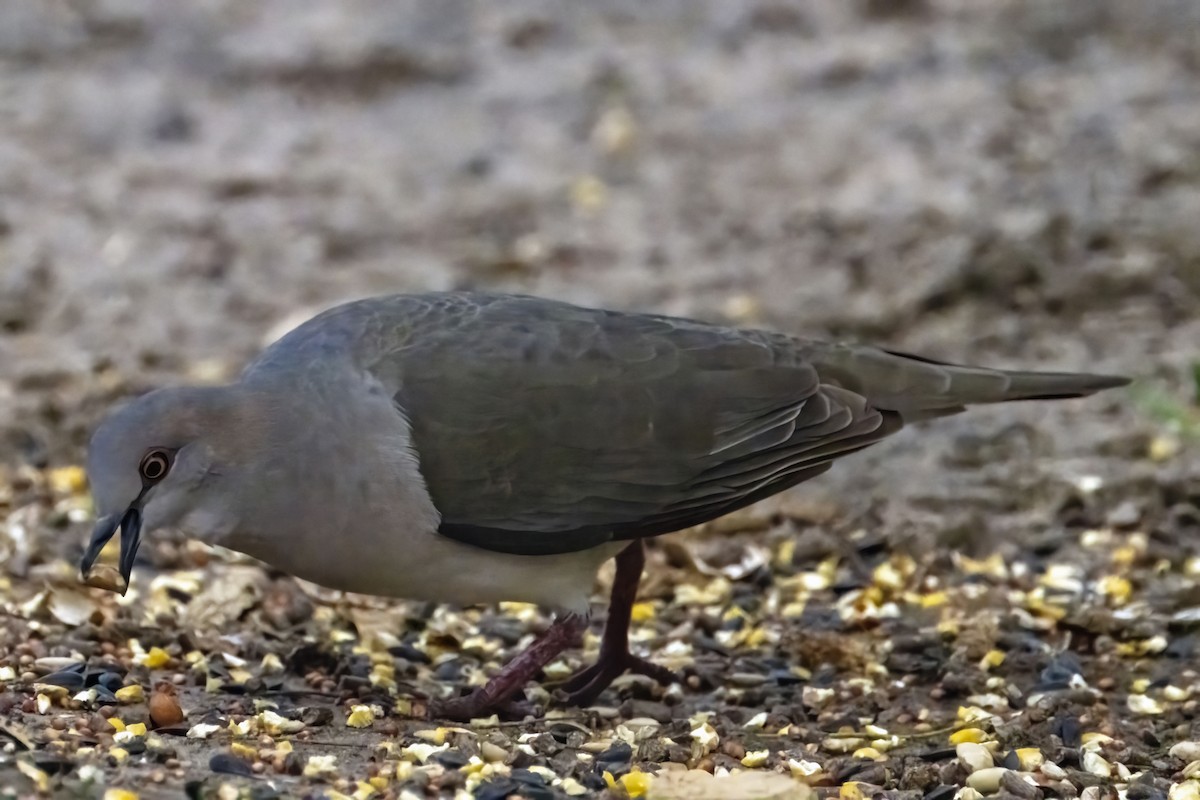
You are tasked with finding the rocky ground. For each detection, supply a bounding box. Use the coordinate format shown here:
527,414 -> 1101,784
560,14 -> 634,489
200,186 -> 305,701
1,1 -> 1199,798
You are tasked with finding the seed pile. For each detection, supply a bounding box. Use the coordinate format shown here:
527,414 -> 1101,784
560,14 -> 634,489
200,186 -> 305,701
0,458 -> 1197,799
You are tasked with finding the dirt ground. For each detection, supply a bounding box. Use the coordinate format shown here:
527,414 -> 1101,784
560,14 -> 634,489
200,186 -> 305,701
1,1 -> 1199,798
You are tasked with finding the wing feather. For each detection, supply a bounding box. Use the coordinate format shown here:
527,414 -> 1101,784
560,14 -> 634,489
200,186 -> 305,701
355,294 -> 897,556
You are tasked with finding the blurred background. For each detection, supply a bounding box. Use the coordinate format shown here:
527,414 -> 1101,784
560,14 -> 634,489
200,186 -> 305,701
1,0 -> 1199,553
3,4 -> 1200,794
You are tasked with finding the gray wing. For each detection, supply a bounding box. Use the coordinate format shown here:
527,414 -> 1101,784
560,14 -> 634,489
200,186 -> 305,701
358,294 -> 898,556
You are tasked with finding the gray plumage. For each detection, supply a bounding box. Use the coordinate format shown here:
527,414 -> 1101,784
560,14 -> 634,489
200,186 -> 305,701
81,292 -> 1127,614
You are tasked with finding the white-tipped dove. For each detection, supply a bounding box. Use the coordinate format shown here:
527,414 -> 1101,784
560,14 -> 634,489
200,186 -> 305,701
79,292 -> 1128,720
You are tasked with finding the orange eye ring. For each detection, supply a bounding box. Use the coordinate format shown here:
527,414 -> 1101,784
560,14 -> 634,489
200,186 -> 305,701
138,449 -> 173,483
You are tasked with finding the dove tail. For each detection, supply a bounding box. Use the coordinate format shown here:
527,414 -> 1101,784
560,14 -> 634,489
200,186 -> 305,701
805,344 -> 1129,422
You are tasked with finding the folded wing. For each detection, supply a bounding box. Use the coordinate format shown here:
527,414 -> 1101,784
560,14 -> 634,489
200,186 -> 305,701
380,295 -> 900,556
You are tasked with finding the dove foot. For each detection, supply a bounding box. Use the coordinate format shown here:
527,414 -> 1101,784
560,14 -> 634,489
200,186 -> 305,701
430,612 -> 586,723
557,540 -> 678,707
431,539 -> 674,720
561,649 -> 677,707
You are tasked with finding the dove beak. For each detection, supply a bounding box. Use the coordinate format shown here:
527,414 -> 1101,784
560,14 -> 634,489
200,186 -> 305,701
79,504 -> 144,596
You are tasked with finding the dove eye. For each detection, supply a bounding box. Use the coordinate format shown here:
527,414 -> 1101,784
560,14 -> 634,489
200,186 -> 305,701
138,449 -> 173,483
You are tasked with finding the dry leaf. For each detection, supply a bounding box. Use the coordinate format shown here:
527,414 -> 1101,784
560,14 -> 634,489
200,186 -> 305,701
182,566 -> 268,630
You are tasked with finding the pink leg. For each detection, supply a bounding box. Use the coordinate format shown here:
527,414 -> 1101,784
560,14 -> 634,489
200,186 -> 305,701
560,540 -> 677,706
432,612 -> 587,722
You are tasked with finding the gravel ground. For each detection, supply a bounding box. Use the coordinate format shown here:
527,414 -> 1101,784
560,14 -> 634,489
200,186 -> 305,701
1,1 -> 1199,798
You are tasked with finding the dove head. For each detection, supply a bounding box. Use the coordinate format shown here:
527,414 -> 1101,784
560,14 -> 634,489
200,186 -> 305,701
80,385 -> 253,591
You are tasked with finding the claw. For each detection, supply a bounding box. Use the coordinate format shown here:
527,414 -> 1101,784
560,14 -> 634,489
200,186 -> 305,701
560,651 -> 677,707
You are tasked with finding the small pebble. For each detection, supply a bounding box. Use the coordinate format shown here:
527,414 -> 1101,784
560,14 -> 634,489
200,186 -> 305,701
951,728 -> 989,745
35,657 -> 82,674
722,741 -> 746,760
481,742 -> 509,763
1082,751 -> 1112,777
1000,770 -> 1041,800
728,672 -> 768,687
958,742 -> 994,772
967,767 -> 1010,793
1040,762 -> 1067,781
1015,749 -> 1045,772
210,752 -> 255,777
1171,742 -> 1200,762
114,685 -> 145,704
149,683 -> 184,728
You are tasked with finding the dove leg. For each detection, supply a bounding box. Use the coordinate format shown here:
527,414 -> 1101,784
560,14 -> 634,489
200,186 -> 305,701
432,612 -> 587,722
560,540 -> 677,706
